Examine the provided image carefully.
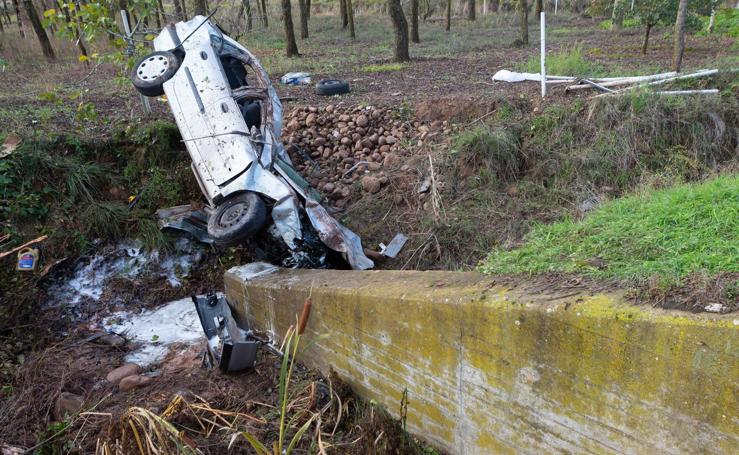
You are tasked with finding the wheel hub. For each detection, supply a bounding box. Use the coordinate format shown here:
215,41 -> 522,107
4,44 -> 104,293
136,55 -> 169,82
217,202 -> 248,228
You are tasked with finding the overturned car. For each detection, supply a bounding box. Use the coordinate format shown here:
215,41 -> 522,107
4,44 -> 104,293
130,16 -> 373,270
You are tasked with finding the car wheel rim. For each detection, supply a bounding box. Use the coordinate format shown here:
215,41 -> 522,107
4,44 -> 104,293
137,55 -> 169,82
217,201 -> 249,228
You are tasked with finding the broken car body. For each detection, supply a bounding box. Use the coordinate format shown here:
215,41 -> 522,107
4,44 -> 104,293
130,16 -> 373,270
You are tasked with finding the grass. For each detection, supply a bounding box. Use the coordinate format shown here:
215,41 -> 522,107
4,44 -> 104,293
521,43 -> 600,77
480,175 -> 739,283
361,62 -> 408,73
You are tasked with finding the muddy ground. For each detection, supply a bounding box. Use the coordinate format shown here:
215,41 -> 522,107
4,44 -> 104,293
1,11 -> 737,454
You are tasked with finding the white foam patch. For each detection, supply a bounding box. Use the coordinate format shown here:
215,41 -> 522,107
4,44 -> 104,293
104,297 -> 205,367
53,238 -> 204,305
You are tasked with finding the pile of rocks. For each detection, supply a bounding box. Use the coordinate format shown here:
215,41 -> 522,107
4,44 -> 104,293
283,104 -> 438,208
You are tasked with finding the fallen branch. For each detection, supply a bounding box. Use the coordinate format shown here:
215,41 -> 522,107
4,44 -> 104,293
0,235 -> 48,260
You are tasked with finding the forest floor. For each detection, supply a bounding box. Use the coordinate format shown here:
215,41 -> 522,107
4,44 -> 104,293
0,11 -> 737,454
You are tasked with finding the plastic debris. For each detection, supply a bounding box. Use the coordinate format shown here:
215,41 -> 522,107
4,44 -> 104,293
280,72 -> 312,85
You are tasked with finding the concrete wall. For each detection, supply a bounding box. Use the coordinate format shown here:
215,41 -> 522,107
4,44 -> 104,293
224,263 -> 739,455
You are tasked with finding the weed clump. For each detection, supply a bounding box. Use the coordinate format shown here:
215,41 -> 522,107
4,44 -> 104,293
522,43 -> 598,77
451,123 -> 522,183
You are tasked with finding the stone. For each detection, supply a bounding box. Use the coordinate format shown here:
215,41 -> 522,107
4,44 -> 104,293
356,114 -> 369,127
106,363 -> 141,384
325,104 -> 335,113
55,392 -> 84,419
362,176 -> 382,194
323,182 -> 336,193
378,136 -> 387,146
379,145 -> 391,154
383,153 -> 400,168
119,374 -> 153,392
386,136 -> 398,145
94,333 -> 126,347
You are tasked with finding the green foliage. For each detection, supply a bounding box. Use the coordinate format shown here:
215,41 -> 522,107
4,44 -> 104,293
80,201 -> 129,241
42,0 -> 159,65
240,317 -> 318,455
480,175 -> 739,283
700,8 -> 739,37
633,0 -> 716,28
522,44 -> 598,77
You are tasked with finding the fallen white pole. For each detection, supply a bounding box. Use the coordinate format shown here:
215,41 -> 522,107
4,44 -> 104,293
540,12 -> 546,98
654,89 -> 719,95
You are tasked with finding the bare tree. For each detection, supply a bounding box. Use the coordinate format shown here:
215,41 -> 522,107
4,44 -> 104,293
298,0 -> 308,39
445,0 -> 451,31
306,0 -> 310,19
388,0 -> 409,62
490,0 -> 499,12
261,0 -> 268,27
535,0 -> 542,16
346,0 -> 355,39
245,0 -> 253,30
281,0 -> 299,56
672,0 -> 688,72
22,0 -> 54,60
2,0 -> 11,26
11,0 -> 23,37
519,0 -> 528,45
411,0 -> 419,42
467,0 -> 475,20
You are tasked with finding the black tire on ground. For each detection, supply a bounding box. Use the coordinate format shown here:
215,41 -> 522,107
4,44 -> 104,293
315,79 -> 350,96
207,192 -> 268,245
130,51 -> 182,97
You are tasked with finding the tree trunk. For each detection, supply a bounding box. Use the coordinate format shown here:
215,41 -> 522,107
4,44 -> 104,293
339,0 -> 348,29
11,0 -> 23,37
172,0 -> 184,20
490,0 -> 498,13
2,0 -> 11,25
306,0 -> 310,19
535,0 -> 542,16
388,0 -> 409,62
245,0 -> 253,30
611,0 -> 624,30
22,0 -> 54,60
445,0 -> 450,31
193,0 -> 207,16
642,24 -> 652,54
707,7 -> 715,33
156,0 -> 165,27
182,0 -> 188,19
261,0 -> 268,27
298,0 -> 308,39
467,0 -> 475,20
411,0 -> 419,42
281,0 -> 299,56
672,0 -> 688,72
519,0 -> 528,45
346,0 -> 355,39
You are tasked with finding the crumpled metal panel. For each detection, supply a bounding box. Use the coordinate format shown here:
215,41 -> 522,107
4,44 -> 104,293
304,198 -> 375,270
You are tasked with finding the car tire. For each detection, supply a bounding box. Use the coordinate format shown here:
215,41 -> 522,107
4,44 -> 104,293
315,79 -> 350,96
207,192 -> 267,245
130,51 -> 182,97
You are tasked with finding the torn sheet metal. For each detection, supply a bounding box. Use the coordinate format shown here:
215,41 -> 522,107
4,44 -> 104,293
380,233 -> 408,259
304,198 -> 374,270
156,204 -> 214,244
192,293 -> 259,372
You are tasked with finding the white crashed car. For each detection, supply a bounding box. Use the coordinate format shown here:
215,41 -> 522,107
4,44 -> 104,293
130,16 -> 373,270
